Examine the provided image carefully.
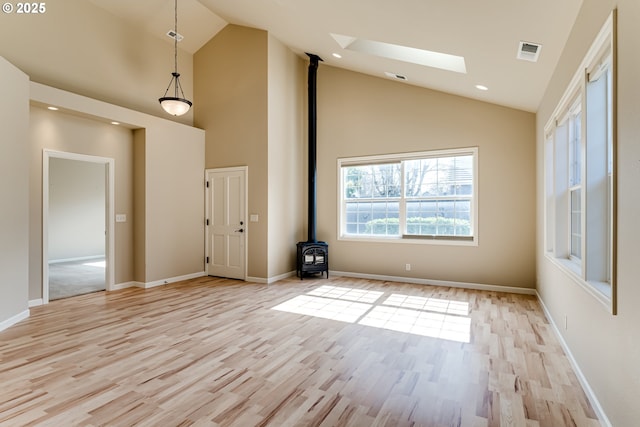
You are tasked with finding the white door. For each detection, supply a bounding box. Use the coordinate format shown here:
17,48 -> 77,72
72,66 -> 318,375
206,167 -> 247,280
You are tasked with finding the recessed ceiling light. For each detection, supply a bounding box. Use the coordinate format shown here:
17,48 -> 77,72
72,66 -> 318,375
111,121 -> 120,125
47,106 -> 59,111
475,84 -> 489,91
332,53 -> 342,59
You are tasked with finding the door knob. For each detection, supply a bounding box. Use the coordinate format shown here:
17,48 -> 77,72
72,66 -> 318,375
235,228 -> 244,233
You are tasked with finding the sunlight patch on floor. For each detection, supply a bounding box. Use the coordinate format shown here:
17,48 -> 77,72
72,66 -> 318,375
272,285 -> 471,343
272,294 -> 372,323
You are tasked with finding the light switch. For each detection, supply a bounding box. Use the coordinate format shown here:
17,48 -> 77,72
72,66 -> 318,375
116,214 -> 127,223
250,214 -> 259,222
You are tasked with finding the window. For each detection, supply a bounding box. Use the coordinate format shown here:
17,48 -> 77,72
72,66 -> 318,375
339,147 -> 478,245
543,11 -> 616,312
567,102 -> 582,261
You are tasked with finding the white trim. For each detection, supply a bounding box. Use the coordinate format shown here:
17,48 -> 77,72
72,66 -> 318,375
338,147 -> 478,165
536,293 -> 612,427
111,281 -> 138,291
42,150 -> 116,304
545,13 -> 613,131
336,235 -> 477,246
0,310 -> 29,333
28,299 -> 43,308
330,270 -> 536,295
135,271 -> 206,289
268,271 -> 296,284
248,271 -> 297,284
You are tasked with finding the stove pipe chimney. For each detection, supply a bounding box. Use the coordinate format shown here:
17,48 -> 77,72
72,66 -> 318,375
296,53 -> 328,279
306,53 -> 322,243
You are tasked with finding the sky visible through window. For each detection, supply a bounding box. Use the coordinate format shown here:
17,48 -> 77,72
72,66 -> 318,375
272,285 -> 471,343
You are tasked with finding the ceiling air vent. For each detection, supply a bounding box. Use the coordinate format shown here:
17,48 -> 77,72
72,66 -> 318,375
384,71 -> 407,81
166,30 -> 184,42
517,41 -> 541,62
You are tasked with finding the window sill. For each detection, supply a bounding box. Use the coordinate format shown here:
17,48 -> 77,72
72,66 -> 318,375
338,234 -> 478,247
545,252 -> 612,313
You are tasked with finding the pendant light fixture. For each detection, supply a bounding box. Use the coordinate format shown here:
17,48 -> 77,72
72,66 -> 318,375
159,0 -> 192,116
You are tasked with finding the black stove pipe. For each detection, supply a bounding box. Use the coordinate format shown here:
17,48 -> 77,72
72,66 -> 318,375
306,53 -> 322,243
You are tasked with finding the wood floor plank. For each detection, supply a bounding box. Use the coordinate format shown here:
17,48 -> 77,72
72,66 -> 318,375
0,276 -> 601,426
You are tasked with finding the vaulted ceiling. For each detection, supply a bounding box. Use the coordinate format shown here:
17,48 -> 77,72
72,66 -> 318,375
88,0 -> 583,112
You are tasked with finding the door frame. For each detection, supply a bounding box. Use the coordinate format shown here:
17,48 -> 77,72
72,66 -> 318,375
205,166 -> 248,280
42,149 -> 115,303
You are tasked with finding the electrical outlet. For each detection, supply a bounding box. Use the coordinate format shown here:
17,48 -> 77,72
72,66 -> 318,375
564,315 -> 568,330
405,263 -> 411,271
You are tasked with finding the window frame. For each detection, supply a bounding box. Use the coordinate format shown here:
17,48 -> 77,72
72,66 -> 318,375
543,10 -> 617,314
337,147 -> 478,246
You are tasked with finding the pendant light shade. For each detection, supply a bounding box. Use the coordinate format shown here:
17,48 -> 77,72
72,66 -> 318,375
159,0 -> 192,116
160,73 -> 192,116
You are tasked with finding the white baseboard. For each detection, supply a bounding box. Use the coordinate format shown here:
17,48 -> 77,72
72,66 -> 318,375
246,271 -> 297,284
136,271 -> 207,289
28,299 -> 43,308
111,281 -> 138,290
536,293 -> 611,427
329,270 -> 537,295
0,309 -> 29,333
247,271 -> 296,285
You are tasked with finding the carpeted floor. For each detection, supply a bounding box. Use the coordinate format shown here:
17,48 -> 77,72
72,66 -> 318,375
48,259 -> 106,300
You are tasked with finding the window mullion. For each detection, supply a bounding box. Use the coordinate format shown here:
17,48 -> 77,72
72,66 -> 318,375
399,161 -> 407,235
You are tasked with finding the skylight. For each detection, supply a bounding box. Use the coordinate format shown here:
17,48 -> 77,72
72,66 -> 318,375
331,33 -> 467,74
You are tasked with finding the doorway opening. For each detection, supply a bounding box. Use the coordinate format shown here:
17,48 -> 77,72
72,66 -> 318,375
43,150 -> 115,302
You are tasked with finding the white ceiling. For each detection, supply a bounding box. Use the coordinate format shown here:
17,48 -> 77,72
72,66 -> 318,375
89,0 -> 584,112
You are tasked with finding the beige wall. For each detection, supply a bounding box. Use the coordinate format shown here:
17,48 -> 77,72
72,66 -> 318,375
133,129 -> 146,283
536,1 -> 640,425
267,35 -> 306,278
318,66 -> 537,288
0,0 -> 194,125
0,57 -> 29,326
143,125 -> 205,283
29,106 -> 135,297
194,25 -> 269,279
29,82 -> 205,297
49,158 -> 106,261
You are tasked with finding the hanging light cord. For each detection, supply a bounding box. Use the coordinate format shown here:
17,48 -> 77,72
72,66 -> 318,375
161,0 -> 187,100
173,0 -> 178,79
159,0 -> 191,114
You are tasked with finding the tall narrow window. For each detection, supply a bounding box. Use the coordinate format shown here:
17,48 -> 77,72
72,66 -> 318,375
568,107 -> 582,261
585,62 -> 613,286
543,10 -> 616,313
544,133 -> 555,253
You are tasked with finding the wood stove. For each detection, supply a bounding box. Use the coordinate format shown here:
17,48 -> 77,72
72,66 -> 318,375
296,53 -> 328,279
296,241 -> 328,278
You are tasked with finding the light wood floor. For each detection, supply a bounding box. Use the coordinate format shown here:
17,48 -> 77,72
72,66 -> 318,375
0,276 -> 600,426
